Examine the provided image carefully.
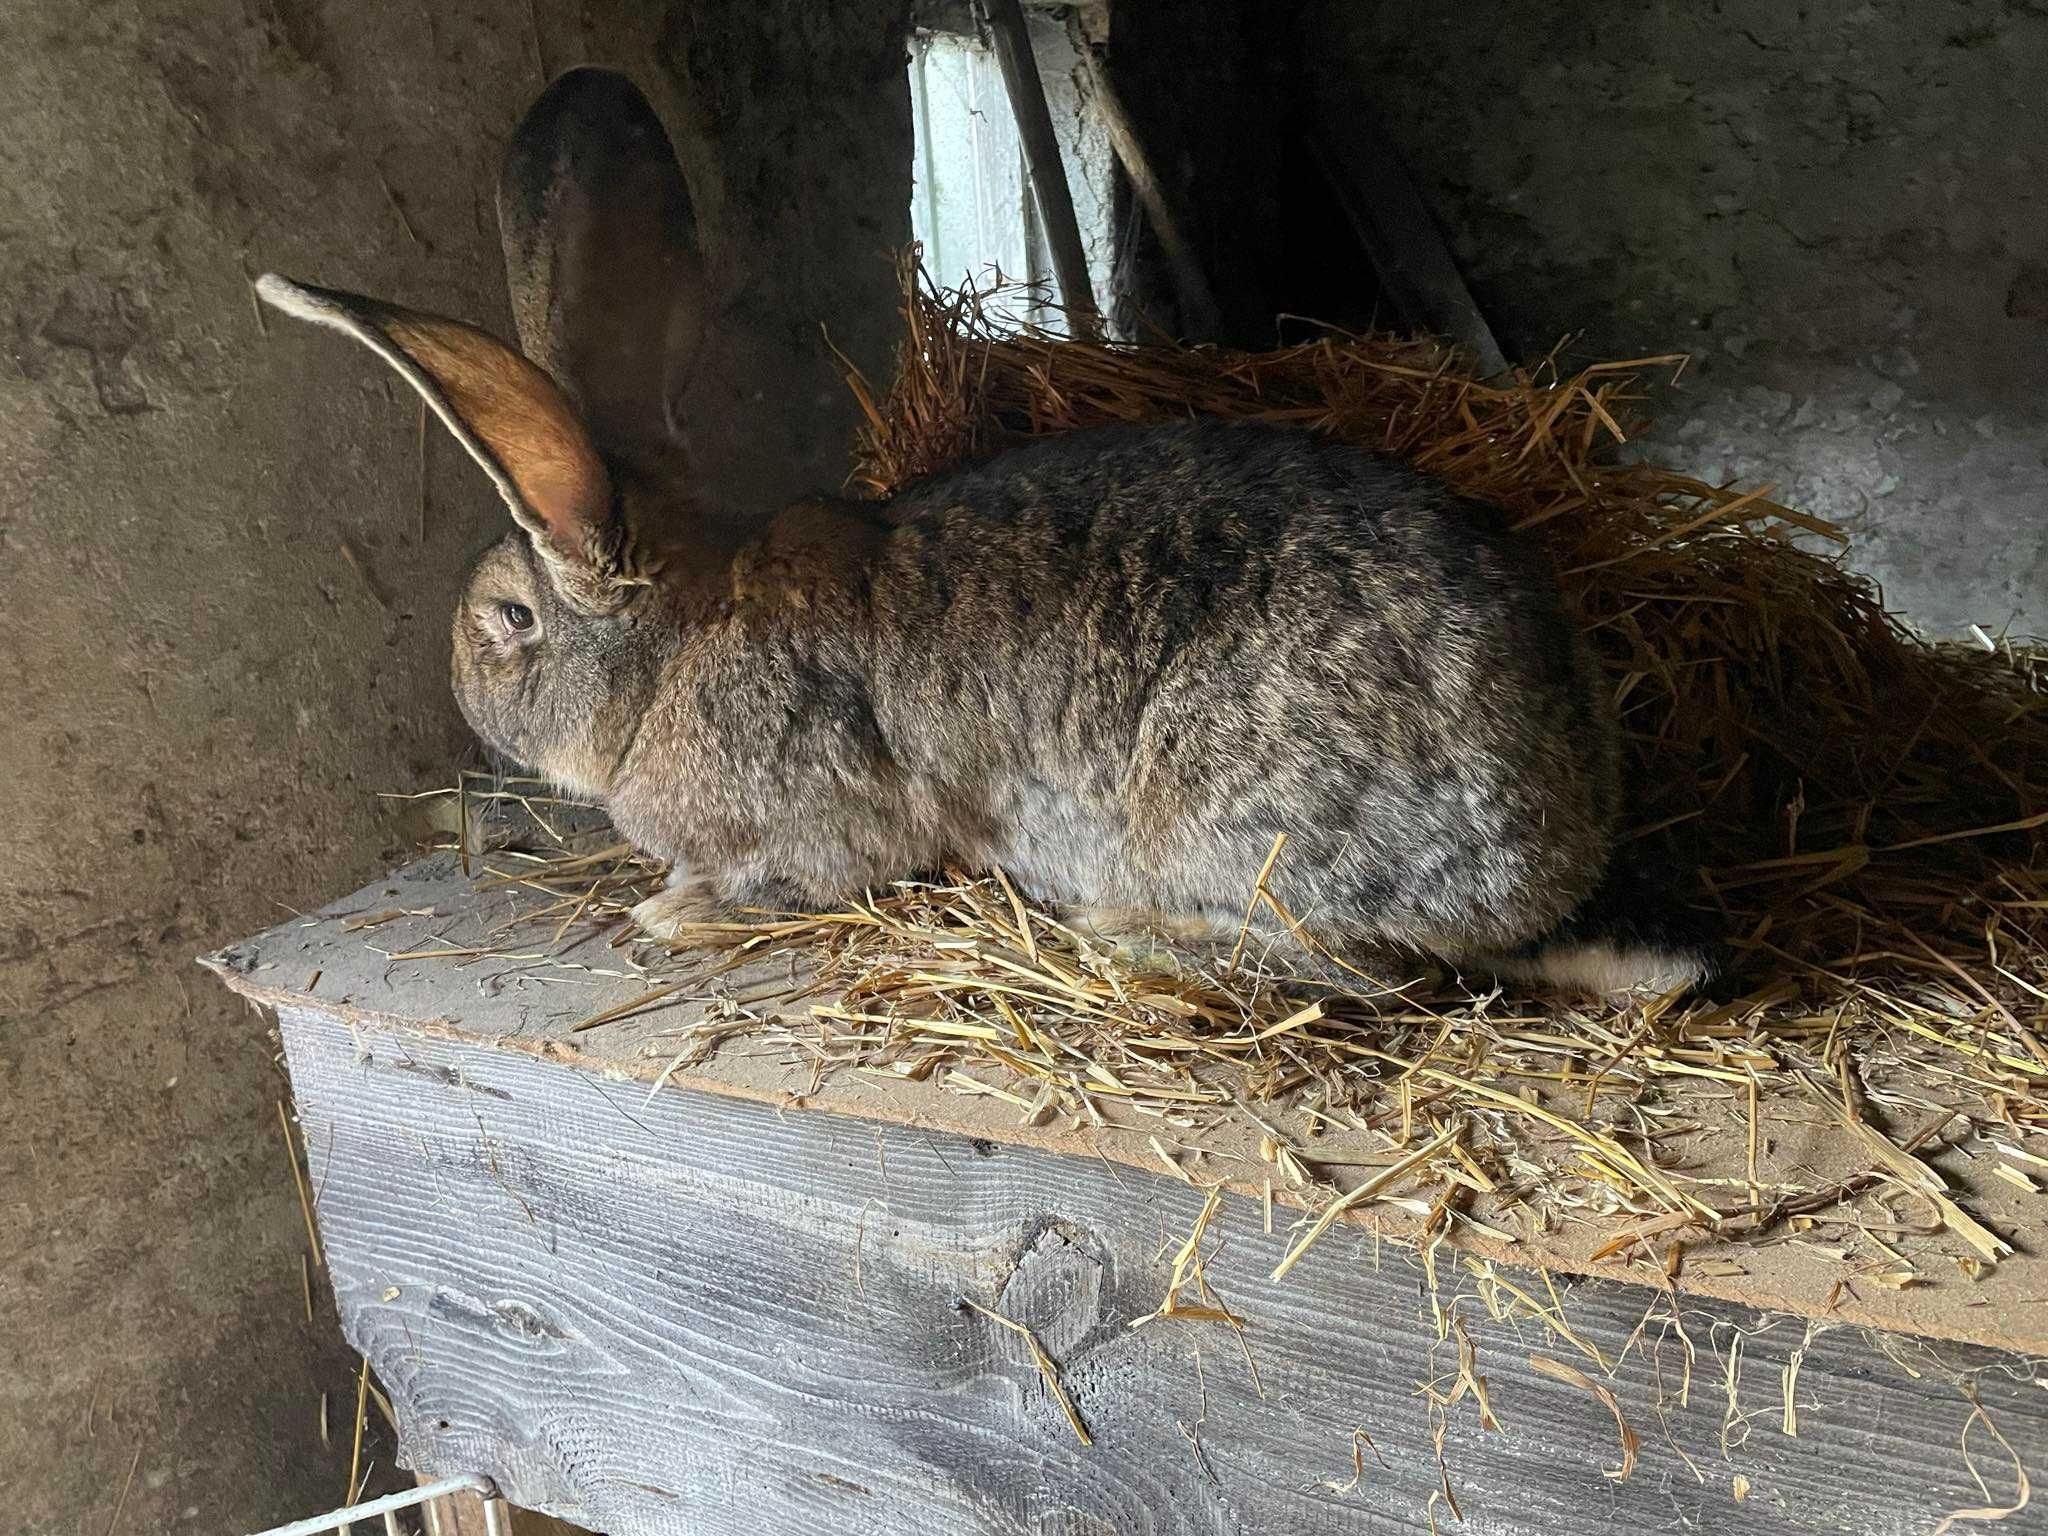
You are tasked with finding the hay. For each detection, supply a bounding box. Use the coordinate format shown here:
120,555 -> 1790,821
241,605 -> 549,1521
845,260 -> 2048,1031
439,260 -> 2048,1283
849,262 -> 2045,1081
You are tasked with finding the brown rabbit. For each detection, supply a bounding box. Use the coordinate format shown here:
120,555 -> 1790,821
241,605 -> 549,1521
259,69 -> 1711,994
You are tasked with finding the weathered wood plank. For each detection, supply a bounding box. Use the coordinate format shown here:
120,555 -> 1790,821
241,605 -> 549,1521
1304,93 -> 1508,377
281,1000 -> 2045,1536
212,853 -> 2048,1357
1077,45 -> 1222,339
979,0 -> 1102,337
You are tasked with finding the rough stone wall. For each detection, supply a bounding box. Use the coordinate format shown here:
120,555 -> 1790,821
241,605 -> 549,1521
1306,0 -> 2048,634
0,3 -> 908,1530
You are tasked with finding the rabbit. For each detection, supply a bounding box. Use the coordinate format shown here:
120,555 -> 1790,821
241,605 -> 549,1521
257,68 -> 1713,996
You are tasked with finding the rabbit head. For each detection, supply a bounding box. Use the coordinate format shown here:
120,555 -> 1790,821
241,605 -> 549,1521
257,69 -> 717,799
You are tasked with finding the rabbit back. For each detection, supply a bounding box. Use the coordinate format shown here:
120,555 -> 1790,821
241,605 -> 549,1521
861,420 -> 1620,955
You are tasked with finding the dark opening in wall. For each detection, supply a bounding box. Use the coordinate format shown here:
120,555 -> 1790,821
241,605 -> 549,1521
1268,124 -> 1386,343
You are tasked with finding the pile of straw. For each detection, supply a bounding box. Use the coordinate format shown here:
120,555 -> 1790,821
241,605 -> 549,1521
844,265 -> 2047,1242
843,263 -> 2048,1027
466,264 -> 2048,1277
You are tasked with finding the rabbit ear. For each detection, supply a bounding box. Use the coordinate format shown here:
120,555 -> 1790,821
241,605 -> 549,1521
498,68 -> 707,469
255,274 -> 625,604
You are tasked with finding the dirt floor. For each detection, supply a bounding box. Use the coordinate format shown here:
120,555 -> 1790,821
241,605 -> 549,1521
4,2 -> 2045,1532
0,2 -> 906,1530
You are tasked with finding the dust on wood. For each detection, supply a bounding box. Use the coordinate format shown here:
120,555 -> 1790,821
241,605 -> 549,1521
207,852 -> 2048,1356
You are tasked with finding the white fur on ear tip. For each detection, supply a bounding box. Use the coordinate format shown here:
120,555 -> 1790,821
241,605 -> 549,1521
247,271 -> 565,545
253,273 -> 340,326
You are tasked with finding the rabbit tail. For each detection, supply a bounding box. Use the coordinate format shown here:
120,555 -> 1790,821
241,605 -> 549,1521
1484,855 -> 1723,996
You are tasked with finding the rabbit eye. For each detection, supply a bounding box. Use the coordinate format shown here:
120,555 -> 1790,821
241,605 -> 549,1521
499,601 -> 536,635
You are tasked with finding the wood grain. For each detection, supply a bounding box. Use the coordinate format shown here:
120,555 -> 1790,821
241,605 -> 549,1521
207,852 -> 2048,1356
280,1000 -> 2045,1536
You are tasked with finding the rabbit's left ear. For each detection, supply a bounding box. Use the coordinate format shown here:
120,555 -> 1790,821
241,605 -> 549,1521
499,68 -> 708,472
256,274 -> 623,605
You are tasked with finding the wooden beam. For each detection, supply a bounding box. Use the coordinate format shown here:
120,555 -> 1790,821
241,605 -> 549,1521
270,996 -> 2046,1535
418,1484 -> 496,1536
977,0 -> 1101,336
214,853 -> 2048,1356
1307,103 -> 1509,376
420,1483 -> 587,1536
1076,46 -> 1222,340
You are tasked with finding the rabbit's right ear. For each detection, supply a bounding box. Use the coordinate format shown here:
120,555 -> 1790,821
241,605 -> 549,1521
499,68 -> 708,471
255,274 -> 626,611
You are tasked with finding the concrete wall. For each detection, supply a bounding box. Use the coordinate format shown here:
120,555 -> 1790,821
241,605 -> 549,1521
1305,0 -> 2048,635
0,2 -> 908,1530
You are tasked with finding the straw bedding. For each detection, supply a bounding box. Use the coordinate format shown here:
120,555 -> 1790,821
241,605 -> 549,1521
465,263 -> 2048,1285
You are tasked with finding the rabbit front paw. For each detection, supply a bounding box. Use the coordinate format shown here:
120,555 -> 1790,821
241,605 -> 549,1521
630,876 -> 731,943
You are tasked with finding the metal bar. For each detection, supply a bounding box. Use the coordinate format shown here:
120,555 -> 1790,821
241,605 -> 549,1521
244,1475 -> 499,1536
975,0 -> 1101,336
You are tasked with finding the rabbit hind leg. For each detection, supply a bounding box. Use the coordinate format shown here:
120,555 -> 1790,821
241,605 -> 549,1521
1062,905 -> 1241,974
